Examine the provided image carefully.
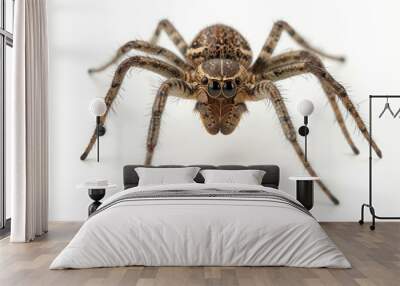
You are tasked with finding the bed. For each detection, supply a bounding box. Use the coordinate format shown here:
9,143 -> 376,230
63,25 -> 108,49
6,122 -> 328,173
50,165 -> 350,269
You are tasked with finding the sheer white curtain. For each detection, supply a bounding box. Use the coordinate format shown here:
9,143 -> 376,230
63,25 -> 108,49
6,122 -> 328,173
9,0 -> 48,242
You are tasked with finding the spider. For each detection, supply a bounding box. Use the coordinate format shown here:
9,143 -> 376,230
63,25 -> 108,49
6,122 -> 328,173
81,20 -> 382,205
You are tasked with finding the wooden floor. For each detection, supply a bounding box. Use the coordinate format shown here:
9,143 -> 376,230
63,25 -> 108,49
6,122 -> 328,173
0,222 -> 399,286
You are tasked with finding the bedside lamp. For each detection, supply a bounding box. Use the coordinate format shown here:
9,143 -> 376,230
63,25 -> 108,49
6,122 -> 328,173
89,98 -> 107,162
297,99 -> 314,163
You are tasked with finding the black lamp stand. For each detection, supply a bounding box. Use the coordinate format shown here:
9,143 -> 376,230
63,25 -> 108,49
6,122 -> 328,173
298,116 -> 310,162
295,115 -> 315,210
95,116 -> 106,162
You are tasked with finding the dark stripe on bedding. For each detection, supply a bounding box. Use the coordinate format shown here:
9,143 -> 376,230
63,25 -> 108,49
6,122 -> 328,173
90,189 -> 313,218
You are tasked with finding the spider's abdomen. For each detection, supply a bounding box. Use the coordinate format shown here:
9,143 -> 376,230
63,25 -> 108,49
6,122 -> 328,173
187,24 -> 252,68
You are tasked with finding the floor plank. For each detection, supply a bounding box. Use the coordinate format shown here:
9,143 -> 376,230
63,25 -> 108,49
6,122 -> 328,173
0,222 -> 399,286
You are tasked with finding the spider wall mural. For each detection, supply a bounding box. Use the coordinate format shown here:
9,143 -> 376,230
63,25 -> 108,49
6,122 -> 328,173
80,20 -> 382,204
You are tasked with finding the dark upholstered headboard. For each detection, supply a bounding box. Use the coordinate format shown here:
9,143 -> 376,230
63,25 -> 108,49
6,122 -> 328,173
123,165 -> 280,189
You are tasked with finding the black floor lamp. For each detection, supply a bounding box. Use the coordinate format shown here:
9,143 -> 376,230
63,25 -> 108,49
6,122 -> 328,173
289,99 -> 317,210
89,98 -> 107,162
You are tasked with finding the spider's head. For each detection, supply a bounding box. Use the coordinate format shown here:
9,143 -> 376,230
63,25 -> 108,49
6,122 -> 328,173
194,59 -> 249,135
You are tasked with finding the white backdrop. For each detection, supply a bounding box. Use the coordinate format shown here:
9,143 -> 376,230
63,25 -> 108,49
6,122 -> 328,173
47,0 -> 400,221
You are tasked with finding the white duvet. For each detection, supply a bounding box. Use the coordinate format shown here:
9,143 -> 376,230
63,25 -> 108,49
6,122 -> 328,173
50,183 -> 350,269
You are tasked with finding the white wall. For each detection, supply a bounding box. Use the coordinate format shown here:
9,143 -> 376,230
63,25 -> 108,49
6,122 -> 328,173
48,0 -> 400,221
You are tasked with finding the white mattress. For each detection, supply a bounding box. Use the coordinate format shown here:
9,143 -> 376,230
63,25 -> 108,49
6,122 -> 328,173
50,183 -> 350,269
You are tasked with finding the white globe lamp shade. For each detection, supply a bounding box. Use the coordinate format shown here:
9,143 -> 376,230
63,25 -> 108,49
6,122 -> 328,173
297,99 -> 314,116
89,98 -> 107,116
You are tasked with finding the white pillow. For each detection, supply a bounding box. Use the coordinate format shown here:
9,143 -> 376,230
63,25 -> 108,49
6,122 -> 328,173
135,167 -> 201,186
200,169 -> 266,185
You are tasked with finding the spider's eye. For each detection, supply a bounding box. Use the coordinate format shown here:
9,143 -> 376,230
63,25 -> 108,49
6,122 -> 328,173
208,80 -> 221,98
201,77 -> 208,85
235,78 -> 241,85
222,80 -> 236,98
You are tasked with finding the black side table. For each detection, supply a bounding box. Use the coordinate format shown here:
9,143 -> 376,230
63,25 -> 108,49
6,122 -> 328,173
88,189 -> 106,215
289,177 -> 319,210
77,184 -> 116,216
